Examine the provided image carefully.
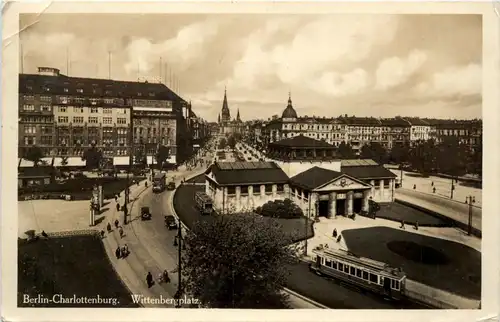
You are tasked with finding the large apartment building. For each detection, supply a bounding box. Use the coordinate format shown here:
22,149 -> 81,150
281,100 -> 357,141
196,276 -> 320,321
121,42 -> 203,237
261,95 -> 482,152
19,67 -> 195,166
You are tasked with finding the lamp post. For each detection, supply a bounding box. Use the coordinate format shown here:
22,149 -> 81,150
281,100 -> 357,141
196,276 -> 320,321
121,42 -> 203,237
450,177 -> 455,199
175,220 -> 183,308
466,195 -> 476,236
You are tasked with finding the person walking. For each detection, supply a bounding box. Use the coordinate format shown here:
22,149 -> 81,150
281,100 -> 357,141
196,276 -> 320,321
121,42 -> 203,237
107,222 -> 112,233
116,203 -> 120,212
119,227 -> 124,239
400,220 -> 406,230
146,272 -> 154,288
114,219 -> 119,229
115,246 -> 121,259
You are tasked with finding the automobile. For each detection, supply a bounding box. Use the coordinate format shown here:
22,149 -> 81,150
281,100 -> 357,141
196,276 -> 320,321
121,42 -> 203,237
141,206 -> 152,220
167,181 -> 176,191
165,215 -> 178,230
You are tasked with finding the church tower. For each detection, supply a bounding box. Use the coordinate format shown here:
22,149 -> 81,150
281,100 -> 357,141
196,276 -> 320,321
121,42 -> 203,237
236,109 -> 241,122
221,87 -> 230,124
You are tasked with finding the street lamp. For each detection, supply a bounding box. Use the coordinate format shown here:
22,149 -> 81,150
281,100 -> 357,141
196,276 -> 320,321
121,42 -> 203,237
466,195 -> 476,236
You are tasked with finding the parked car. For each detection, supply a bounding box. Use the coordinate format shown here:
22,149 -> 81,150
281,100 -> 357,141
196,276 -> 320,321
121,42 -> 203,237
165,215 -> 177,230
141,206 -> 152,220
167,181 -> 176,191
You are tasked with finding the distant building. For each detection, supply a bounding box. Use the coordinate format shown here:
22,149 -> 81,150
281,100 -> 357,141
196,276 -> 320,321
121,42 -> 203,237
403,117 -> 431,143
18,67 -> 199,166
217,88 -> 244,136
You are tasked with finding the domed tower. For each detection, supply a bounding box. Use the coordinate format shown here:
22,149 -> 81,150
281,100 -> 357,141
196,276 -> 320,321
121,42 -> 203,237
220,87 -> 231,124
282,92 -> 298,121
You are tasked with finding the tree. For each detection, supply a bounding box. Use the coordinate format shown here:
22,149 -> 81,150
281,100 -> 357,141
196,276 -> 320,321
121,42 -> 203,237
408,139 -> 438,175
227,136 -> 237,149
82,146 -> 103,170
389,142 -> 410,164
24,146 -> 44,166
436,136 -> 468,177
359,142 -> 388,164
134,146 -> 147,167
337,141 -> 355,159
218,138 -> 227,150
60,156 -> 69,167
181,214 -> 300,308
156,145 -> 170,167
255,199 -> 303,219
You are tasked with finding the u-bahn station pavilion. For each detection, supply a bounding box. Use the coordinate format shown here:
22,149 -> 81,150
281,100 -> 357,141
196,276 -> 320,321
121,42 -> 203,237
204,135 -> 397,217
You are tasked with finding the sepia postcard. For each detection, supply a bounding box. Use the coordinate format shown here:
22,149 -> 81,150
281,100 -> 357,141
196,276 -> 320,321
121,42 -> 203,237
1,1 -> 499,322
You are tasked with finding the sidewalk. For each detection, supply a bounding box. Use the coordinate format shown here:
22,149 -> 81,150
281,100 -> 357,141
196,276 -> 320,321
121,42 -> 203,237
390,169 -> 482,208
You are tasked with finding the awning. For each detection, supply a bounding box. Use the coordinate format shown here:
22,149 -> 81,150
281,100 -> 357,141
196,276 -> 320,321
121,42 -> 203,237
147,155 -> 176,165
18,159 -> 35,167
113,156 -> 130,166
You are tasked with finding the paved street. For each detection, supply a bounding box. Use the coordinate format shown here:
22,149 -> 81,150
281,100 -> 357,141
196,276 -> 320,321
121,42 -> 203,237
395,188 -> 482,231
391,170 -> 482,208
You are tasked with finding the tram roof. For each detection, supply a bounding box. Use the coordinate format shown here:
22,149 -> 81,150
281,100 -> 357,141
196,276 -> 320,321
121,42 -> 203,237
314,248 -> 405,279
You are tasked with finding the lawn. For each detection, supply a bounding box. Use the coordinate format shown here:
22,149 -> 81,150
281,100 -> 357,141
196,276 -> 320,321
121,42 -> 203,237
375,202 -> 451,227
342,226 -> 481,299
18,235 -> 138,307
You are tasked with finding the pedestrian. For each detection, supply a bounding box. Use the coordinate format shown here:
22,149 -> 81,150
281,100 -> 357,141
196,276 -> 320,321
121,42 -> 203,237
114,195 -> 118,202
100,230 -> 105,238
124,243 -> 129,254
413,184 -> 416,190
107,222 -> 112,233
116,203 -> 120,212
163,269 -> 170,283
145,181 -> 148,188
115,246 -> 121,259
415,221 -> 419,230
433,187 -> 436,193
332,228 -> 337,238
431,181 -> 434,186
400,220 -> 405,230
336,235 -> 342,243
146,272 -> 154,288
114,219 -> 119,229
119,227 -> 124,238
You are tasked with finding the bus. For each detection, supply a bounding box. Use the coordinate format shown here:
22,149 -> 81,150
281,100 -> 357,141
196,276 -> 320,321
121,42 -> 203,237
195,192 -> 213,215
310,247 -> 406,301
152,173 -> 167,193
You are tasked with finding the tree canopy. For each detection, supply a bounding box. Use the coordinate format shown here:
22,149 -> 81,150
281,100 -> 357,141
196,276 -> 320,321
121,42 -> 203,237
218,138 -> 227,150
359,142 -> 388,164
155,145 -> 170,166
134,146 -> 147,167
82,146 -> 103,170
337,141 -> 355,159
388,143 -> 410,165
255,198 -> 303,219
227,135 -> 237,149
24,146 -> 44,166
181,214 -> 300,308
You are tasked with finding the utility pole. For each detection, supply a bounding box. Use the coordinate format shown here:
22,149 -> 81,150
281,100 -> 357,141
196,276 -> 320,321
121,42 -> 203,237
450,177 -> 455,199
176,220 -> 183,307
400,167 -> 403,187
466,195 -> 475,235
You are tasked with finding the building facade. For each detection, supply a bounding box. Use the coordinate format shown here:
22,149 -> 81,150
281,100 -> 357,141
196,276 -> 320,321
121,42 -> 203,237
258,94 -> 481,152
19,67 -> 196,166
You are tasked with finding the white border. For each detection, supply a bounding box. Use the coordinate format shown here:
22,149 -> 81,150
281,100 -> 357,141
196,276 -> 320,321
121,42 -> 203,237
2,2 -> 499,322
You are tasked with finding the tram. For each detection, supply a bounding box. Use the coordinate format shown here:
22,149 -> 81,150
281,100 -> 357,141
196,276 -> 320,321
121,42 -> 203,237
309,247 -> 406,300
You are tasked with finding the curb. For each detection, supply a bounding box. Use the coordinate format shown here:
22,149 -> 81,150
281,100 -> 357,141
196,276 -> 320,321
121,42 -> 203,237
282,287 -> 330,309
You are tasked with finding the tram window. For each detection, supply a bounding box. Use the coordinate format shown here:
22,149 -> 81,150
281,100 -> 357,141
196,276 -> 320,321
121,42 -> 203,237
362,271 -> 369,280
356,269 -> 362,278
332,261 -> 337,269
344,265 -> 349,273
369,273 -> 378,283
338,263 -> 343,271
350,267 -> 356,275
325,260 -> 331,267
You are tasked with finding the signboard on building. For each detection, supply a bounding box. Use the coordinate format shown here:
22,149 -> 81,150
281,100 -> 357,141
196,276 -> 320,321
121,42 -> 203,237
337,193 -> 346,200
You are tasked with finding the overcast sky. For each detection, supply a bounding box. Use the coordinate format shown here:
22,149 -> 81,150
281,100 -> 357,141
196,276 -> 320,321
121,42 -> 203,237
20,14 -> 482,122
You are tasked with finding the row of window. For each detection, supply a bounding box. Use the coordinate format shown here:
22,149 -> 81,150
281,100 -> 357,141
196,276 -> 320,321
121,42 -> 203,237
56,116 -> 128,125
22,104 -> 52,112
56,106 -> 127,114
320,257 -> 401,291
225,184 -> 285,195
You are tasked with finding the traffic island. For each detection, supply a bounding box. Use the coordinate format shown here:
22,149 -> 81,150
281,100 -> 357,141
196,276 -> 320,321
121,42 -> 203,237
342,226 -> 481,301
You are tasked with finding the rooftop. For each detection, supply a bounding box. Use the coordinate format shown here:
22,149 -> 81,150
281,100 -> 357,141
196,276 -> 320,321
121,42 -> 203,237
289,166 -> 343,190
19,71 -> 186,103
341,165 -> 397,179
403,117 -> 430,126
206,161 -> 289,185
